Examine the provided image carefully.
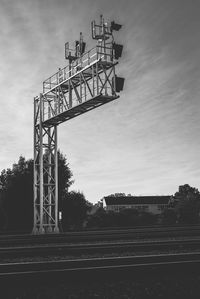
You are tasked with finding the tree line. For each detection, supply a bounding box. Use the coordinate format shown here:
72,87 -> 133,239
0,154 -> 200,233
0,153 -> 91,232
87,185 -> 200,228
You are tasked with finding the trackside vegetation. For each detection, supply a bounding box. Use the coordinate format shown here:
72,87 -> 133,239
0,155 -> 200,232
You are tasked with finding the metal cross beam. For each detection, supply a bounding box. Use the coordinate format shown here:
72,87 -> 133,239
42,46 -> 118,127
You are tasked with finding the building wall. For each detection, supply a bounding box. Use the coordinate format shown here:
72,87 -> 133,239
106,203 -> 168,215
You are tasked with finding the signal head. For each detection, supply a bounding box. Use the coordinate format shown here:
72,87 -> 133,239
113,43 -> 123,59
111,21 -> 122,31
113,75 -> 125,92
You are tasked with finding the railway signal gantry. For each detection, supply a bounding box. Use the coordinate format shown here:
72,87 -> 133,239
33,15 -> 125,234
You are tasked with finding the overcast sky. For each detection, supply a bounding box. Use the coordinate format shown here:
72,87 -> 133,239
1,0 -> 200,203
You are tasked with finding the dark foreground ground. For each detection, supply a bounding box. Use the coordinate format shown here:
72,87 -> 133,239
1,266 -> 200,299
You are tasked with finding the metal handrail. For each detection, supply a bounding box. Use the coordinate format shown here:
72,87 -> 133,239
43,45 -> 113,93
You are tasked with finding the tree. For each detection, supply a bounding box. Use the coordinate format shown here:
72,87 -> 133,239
57,151 -> 74,212
108,193 -> 126,197
137,211 -> 157,226
61,190 -> 91,230
0,156 -> 33,232
117,208 -> 139,227
86,207 -> 107,228
172,184 -> 200,224
161,208 -> 177,225
86,207 -> 159,229
0,152 -> 73,232
57,151 -> 73,196
0,183 -> 7,230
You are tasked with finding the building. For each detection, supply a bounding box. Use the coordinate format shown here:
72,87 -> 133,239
103,195 -> 171,215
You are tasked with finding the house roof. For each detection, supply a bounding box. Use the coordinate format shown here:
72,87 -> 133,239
104,196 -> 171,205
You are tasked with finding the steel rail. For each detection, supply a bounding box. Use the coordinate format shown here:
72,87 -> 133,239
0,224 -> 200,247
1,252 -> 200,277
0,238 -> 200,264
1,224 -> 200,237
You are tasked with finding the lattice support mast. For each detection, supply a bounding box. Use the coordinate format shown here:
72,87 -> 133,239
33,95 -> 59,233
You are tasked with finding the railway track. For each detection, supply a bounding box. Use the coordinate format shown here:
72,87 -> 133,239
0,226 -> 199,283
1,252 -> 200,278
0,224 -> 200,247
0,226 -> 200,297
1,238 -> 200,260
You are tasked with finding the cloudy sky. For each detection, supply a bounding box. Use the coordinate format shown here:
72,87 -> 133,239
1,0 -> 200,203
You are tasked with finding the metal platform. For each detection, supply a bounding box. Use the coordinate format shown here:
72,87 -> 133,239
43,94 -> 119,127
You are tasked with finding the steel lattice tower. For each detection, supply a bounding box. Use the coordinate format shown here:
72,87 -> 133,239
33,15 -> 124,234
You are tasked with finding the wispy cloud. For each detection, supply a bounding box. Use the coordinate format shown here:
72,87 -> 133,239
0,0 -> 200,202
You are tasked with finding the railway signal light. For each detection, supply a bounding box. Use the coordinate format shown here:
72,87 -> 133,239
113,43 -> 123,59
111,21 -> 122,31
113,76 -> 125,92
75,40 -> 86,55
